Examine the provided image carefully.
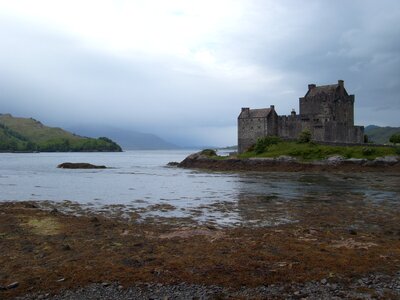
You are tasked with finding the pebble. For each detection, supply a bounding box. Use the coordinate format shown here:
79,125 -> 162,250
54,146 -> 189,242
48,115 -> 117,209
13,271 -> 400,300
7,281 -> 19,289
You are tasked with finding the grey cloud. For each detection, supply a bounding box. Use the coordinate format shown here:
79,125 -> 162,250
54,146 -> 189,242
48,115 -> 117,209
0,1 -> 399,147
0,18 -> 247,145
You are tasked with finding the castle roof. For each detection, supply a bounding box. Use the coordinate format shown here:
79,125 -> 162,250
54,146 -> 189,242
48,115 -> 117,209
305,84 -> 339,97
305,80 -> 349,98
239,108 -> 272,118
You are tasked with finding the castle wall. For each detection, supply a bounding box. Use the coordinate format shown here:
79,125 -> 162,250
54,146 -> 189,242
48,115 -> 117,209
238,117 -> 268,153
300,94 -> 355,125
277,115 -> 302,139
308,122 -> 364,143
267,111 -> 278,136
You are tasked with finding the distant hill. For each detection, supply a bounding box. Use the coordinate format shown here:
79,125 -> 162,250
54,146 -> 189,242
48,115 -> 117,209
365,125 -> 400,144
67,125 -> 179,150
0,114 -> 121,152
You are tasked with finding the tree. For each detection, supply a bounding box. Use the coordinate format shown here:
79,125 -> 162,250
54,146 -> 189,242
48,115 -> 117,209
254,136 -> 281,154
363,134 -> 369,143
298,130 -> 312,143
389,133 -> 400,145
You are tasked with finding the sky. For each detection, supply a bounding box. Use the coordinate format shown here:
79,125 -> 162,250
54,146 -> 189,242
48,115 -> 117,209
0,0 -> 399,147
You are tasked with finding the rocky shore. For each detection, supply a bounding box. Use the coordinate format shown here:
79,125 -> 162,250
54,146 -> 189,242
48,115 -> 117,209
16,273 -> 400,299
178,152 -> 400,172
1,200 -> 400,299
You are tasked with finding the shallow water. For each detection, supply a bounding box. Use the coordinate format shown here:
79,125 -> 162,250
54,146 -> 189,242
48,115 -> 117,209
0,150 -> 399,226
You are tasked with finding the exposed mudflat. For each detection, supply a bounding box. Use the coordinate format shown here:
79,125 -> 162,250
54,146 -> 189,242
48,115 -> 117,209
1,199 -> 400,299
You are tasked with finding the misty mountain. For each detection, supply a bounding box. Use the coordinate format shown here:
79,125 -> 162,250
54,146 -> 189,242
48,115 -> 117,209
66,125 -> 179,150
365,125 -> 400,144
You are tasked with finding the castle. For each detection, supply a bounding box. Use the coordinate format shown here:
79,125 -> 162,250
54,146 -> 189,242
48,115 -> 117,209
238,80 -> 364,153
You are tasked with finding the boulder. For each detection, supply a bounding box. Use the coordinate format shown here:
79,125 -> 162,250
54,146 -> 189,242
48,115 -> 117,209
276,155 -> 297,162
367,156 -> 399,166
326,155 -> 344,164
57,162 -> 107,169
345,158 -> 367,165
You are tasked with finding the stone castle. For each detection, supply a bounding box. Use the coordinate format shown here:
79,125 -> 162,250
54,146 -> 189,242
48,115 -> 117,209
238,80 -> 364,153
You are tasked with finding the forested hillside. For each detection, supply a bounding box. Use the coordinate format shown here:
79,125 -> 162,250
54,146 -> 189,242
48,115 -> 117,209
0,114 -> 121,152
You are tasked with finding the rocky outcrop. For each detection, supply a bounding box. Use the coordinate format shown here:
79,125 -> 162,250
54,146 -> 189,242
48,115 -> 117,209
57,162 -> 107,169
178,152 -> 400,172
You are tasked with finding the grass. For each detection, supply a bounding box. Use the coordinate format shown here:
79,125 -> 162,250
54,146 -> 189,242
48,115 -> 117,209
0,114 -> 83,143
200,149 -> 218,157
238,141 -> 398,161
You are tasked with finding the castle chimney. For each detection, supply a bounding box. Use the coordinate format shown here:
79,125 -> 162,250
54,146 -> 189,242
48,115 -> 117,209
291,109 -> 296,116
338,80 -> 344,87
270,105 -> 275,110
308,84 -> 316,90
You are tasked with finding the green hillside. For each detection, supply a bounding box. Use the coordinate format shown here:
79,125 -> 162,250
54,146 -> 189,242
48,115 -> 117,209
0,114 -> 122,152
365,125 -> 400,144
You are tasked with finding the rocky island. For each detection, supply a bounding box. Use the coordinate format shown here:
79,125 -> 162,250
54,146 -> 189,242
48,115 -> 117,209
178,142 -> 400,173
57,162 -> 107,169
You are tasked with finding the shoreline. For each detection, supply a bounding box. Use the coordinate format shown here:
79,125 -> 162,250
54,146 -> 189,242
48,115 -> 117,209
178,152 -> 400,173
1,200 -> 400,299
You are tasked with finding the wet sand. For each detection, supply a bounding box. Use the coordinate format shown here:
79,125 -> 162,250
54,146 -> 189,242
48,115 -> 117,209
1,197 -> 400,299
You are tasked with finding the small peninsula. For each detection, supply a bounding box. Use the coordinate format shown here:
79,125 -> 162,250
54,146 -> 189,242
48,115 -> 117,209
179,140 -> 400,173
0,114 -> 122,152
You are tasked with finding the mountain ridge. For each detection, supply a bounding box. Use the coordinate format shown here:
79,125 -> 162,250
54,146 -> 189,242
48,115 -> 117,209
365,124 -> 400,144
66,125 -> 180,150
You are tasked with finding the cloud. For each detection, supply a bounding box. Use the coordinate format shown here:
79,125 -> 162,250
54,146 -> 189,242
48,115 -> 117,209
0,0 -> 399,146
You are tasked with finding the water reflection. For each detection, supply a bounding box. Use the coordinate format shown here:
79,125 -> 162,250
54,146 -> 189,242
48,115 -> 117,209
232,172 -> 400,227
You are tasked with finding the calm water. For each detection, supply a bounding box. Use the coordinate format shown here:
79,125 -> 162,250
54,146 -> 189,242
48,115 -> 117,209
0,150 -> 399,226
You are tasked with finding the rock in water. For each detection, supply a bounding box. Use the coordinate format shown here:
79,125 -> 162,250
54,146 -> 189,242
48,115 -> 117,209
57,162 -> 107,169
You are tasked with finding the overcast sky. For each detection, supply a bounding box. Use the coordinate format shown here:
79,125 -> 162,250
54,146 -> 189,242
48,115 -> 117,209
0,0 -> 399,146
